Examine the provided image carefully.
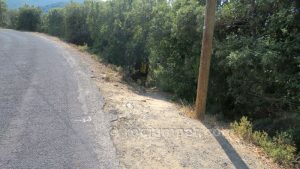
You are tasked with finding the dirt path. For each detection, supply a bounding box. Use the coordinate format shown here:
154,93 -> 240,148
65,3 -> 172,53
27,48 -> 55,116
36,33 -> 280,169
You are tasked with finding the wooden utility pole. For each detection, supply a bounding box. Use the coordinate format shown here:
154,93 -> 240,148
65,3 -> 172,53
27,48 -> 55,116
196,0 -> 217,120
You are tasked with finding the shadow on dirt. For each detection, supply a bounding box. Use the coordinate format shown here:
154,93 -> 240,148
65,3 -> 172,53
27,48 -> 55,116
207,127 -> 249,169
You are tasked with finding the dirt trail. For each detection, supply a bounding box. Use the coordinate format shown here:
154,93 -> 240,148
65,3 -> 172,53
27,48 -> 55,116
36,33 -> 280,169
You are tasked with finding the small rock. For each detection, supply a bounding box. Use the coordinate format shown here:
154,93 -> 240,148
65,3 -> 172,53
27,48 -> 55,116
221,162 -> 228,167
102,74 -> 110,81
126,103 -> 134,109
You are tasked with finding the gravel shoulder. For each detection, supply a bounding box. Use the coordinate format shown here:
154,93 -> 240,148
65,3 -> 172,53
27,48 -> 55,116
34,33 -> 281,169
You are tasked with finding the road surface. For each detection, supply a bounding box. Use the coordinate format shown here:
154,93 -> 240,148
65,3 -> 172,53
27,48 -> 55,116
0,29 -> 119,169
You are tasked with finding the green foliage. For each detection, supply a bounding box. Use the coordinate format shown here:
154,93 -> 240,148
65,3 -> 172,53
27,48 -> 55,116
16,5 -> 42,31
44,8 -> 64,37
209,1 -> 300,154
210,0 -> 299,117
230,116 -> 252,140
5,10 -> 17,29
64,2 -> 90,44
231,117 -> 297,166
86,0 -> 155,80
148,0 -> 203,100
0,0 -> 7,27
77,43 -> 89,52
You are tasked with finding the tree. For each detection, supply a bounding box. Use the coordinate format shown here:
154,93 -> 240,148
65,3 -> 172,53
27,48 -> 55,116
45,8 -> 64,37
0,0 -> 7,27
64,2 -> 90,44
17,5 -> 42,31
6,10 -> 18,29
148,0 -> 205,99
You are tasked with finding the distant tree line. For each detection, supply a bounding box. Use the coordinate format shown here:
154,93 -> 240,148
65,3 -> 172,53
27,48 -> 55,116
1,0 -> 299,153
0,0 -> 7,27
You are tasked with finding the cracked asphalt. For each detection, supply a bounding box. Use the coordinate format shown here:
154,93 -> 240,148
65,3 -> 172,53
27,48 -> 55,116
0,29 -> 119,169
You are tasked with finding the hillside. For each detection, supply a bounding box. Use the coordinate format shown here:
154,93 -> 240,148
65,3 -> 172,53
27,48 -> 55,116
41,2 -> 67,12
6,0 -> 84,9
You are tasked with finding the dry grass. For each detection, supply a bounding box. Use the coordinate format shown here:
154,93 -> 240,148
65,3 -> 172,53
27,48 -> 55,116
179,103 -> 197,119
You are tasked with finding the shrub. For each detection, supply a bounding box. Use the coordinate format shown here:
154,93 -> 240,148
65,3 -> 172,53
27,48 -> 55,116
17,5 -> 42,31
0,0 -> 7,27
44,8 -> 65,37
230,116 -> 253,141
64,2 -> 91,45
231,116 -> 297,167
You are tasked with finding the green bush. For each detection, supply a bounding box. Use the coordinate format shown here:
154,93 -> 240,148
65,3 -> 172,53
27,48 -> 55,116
64,2 -> 91,45
147,0 -> 203,101
0,0 -> 7,27
5,10 -> 18,29
16,5 -> 42,31
231,117 -> 297,166
44,8 -> 64,37
230,116 -> 252,140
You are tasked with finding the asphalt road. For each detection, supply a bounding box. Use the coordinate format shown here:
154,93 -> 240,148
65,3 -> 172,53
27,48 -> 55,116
0,29 -> 119,169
